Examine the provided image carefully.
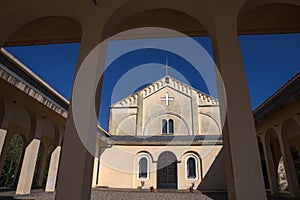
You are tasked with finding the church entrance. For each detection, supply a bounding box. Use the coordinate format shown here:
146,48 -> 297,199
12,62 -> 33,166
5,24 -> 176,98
157,151 -> 178,189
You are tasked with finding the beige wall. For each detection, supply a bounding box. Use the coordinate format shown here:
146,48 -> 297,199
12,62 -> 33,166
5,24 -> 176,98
96,144 -> 226,190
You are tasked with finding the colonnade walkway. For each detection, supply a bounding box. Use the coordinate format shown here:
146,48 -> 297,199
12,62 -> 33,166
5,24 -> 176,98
0,188 -> 299,200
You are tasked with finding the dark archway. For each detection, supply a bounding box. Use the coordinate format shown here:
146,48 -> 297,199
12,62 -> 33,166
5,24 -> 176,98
0,134 -> 25,189
157,151 -> 177,189
257,136 -> 270,189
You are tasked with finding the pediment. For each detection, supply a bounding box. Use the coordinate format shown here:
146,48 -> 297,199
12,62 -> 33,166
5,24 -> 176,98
111,76 -> 218,108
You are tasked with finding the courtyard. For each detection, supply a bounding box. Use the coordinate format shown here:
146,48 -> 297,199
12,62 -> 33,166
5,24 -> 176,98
0,188 -> 299,200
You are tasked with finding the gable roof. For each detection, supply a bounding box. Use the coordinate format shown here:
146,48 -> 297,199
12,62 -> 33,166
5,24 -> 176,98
111,75 -> 218,108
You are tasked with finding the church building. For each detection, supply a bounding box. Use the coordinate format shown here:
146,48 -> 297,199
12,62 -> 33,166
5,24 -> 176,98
94,75 -> 226,190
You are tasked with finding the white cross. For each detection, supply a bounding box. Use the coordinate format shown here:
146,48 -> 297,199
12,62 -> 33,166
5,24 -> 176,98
160,92 -> 174,106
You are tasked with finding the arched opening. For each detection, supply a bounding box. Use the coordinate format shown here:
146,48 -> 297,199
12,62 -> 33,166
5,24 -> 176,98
290,145 -> 300,186
257,136 -> 270,189
101,4 -> 211,41
266,129 -> 287,192
238,5 -> 300,193
99,5 -> 217,134
282,119 -> 300,190
32,142 -> 44,188
96,2 -> 225,194
157,151 -> 177,189
42,146 -> 54,188
0,134 -> 25,189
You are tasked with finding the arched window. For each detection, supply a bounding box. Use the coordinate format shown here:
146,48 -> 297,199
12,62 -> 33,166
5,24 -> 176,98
138,157 -> 148,179
162,119 -> 167,134
186,156 -> 197,179
169,119 -> 174,134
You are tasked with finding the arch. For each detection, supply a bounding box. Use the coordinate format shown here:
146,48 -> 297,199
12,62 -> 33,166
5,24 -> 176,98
136,150 -> 154,162
240,1 -> 300,14
101,0 -> 214,41
265,128 -> 281,168
281,118 -> 300,140
135,151 -> 153,181
238,2 -> 300,35
0,0 -> 82,47
281,119 -> 300,191
183,151 -> 203,179
9,107 -> 31,138
157,151 -> 177,189
257,136 -> 270,189
41,120 -> 56,140
290,145 -> 300,186
265,128 -> 287,191
5,16 -> 82,46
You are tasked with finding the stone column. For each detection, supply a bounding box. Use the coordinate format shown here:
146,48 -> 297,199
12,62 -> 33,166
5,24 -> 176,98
210,17 -> 266,199
262,135 -> 279,194
278,132 -> 300,197
55,23 -> 105,200
45,145 -> 61,192
0,128 -> 7,156
16,138 -> 41,194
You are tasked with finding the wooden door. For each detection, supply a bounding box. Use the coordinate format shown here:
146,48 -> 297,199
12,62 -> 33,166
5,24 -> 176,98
157,151 -> 177,189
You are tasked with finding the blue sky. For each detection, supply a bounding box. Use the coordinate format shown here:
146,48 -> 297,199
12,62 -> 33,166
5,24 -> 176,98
5,33 -> 300,130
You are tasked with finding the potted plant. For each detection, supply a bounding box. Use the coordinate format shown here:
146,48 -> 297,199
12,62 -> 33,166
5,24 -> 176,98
150,186 -> 155,192
189,182 -> 195,192
141,180 -> 145,189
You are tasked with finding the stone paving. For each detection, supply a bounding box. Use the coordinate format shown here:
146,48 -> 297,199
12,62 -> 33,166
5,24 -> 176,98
2,189 -> 226,200
1,188 -> 299,200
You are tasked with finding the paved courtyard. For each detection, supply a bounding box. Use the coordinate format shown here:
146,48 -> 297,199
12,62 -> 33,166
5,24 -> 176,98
0,188 -> 298,200
1,189 -> 226,200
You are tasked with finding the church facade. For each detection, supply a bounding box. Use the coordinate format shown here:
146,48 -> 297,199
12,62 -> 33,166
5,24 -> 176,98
94,76 -> 226,190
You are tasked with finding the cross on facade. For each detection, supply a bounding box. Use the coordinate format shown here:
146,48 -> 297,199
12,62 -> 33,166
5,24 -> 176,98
160,92 -> 174,106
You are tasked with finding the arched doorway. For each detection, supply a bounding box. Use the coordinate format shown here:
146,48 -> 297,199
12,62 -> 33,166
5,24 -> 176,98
157,151 -> 177,189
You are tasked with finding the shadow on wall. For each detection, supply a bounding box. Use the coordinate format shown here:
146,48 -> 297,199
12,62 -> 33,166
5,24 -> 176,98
198,148 -> 227,191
